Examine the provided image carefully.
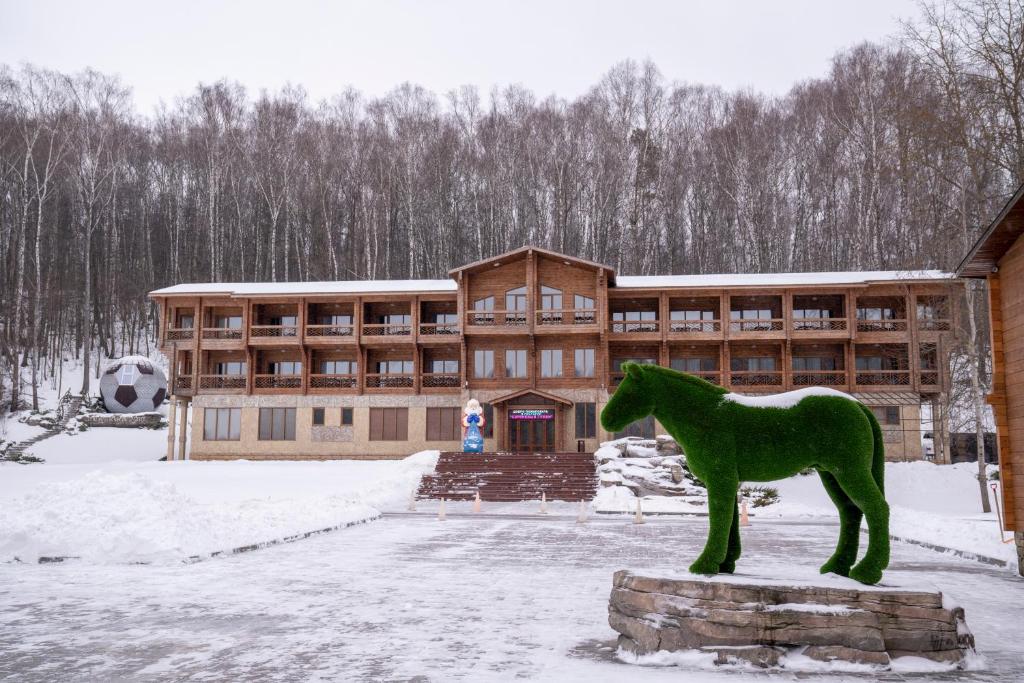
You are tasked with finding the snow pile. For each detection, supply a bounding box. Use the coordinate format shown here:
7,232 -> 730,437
594,436 -> 708,513
722,386 -> 856,408
0,451 -> 439,564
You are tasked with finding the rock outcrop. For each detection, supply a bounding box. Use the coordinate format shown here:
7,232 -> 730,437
609,571 -> 976,670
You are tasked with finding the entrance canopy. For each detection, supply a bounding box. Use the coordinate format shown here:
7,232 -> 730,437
488,389 -> 573,406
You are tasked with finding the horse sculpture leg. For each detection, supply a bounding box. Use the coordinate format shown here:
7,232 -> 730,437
689,477 -> 739,575
718,498 -> 742,574
834,469 -> 889,585
817,470 -> 862,577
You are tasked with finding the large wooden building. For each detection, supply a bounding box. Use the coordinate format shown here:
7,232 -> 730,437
959,183 -> 1024,570
151,247 -> 957,461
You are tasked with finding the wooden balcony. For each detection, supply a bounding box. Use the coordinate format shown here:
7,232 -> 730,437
165,327 -> 195,342
854,370 -> 911,387
666,320 -> 722,340
921,370 -> 940,388
463,310 -> 529,333
365,373 -> 415,390
534,308 -> 598,333
608,319 -> 661,342
308,373 -> 358,391
361,323 -> 413,344
856,319 -> 908,333
791,318 -> 848,337
253,374 -> 302,392
173,375 -> 194,396
198,374 -> 247,393
422,372 -> 461,390
249,325 -> 300,345
691,371 -> 722,385
792,370 -> 847,387
728,371 -> 784,388
418,322 -> 461,342
200,327 -> 244,349
305,323 -> 356,345
918,319 -> 951,332
729,319 -> 785,338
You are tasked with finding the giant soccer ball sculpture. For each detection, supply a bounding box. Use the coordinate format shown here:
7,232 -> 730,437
100,356 -> 167,413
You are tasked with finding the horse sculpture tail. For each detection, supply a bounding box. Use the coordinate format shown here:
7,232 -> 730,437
858,403 -> 885,496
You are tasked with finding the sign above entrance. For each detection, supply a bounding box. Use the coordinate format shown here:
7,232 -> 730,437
509,409 -> 555,421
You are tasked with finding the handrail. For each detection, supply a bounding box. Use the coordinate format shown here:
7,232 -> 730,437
309,373 -> 358,389
792,370 -> 847,386
422,372 -> 460,388
729,319 -> 784,332
253,373 -> 302,389
305,323 -> 355,337
535,308 -> 598,325
166,327 -> 194,341
856,319 -> 908,332
854,370 -> 911,385
668,320 -> 721,333
201,327 -> 243,340
419,322 -> 461,335
365,373 -> 414,388
792,318 -> 847,331
198,374 -> 247,389
250,325 -> 299,338
728,371 -> 784,386
362,323 -> 412,336
609,320 -> 660,334
465,310 -> 528,327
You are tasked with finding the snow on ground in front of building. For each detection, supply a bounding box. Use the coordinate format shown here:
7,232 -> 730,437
0,423 -> 438,563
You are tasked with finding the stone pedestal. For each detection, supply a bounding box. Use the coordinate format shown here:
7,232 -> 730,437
609,570 -> 976,670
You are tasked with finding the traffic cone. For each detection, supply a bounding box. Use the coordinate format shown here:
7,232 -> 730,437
472,491 -> 482,513
539,492 -> 548,515
740,498 -> 750,527
633,497 -> 645,524
576,500 -> 588,524
438,498 -> 447,521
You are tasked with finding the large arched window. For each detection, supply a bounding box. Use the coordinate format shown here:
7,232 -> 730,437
540,285 -> 562,311
505,286 -> 527,325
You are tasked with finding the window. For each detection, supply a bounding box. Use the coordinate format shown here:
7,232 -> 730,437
793,308 -> 832,319
433,312 -> 458,324
258,408 -> 296,440
730,357 -> 776,372
426,407 -> 461,441
731,308 -> 772,320
474,350 -> 495,378
856,307 -> 897,320
540,285 -> 562,310
540,349 -> 563,378
671,310 -> 714,321
203,408 -> 240,441
482,402 -> 493,438
268,315 -> 297,326
869,406 -> 900,426
320,359 -> 357,375
312,407 -> 325,426
573,295 -> 596,323
341,407 -> 354,426
430,359 -> 459,374
472,296 -> 495,324
506,286 -> 527,312
378,314 -> 411,324
369,407 -> 408,441
214,360 -> 246,375
506,349 -> 528,378
574,348 -> 595,377
177,314 -> 194,329
612,310 -> 657,332
214,315 -> 242,329
792,357 -> 837,371
856,356 -> 899,371
575,403 -> 597,439
671,357 -> 717,373
574,294 -> 594,310
320,314 -> 352,325
377,359 -> 413,374
474,296 -> 495,311
269,360 -> 302,375
612,357 -> 656,371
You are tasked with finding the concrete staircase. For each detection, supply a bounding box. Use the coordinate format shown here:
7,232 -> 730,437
417,451 -> 599,502
3,393 -> 83,461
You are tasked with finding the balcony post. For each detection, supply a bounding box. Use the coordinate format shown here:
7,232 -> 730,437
526,249 -> 536,335
846,341 -> 856,390
782,340 -> 792,391
247,348 -> 254,396
414,346 -> 422,394
659,291 -> 668,342
165,395 -> 177,462
412,295 -> 420,344
907,285 -> 921,391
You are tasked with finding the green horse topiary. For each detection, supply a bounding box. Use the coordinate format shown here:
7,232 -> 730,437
601,363 -> 889,585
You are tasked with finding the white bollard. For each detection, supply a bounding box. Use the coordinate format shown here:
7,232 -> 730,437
539,491 -> 548,515
408,491 -> 417,512
633,496 -> 645,525
438,498 -> 447,521
576,499 -> 588,524
473,490 -> 482,513
740,498 -> 751,527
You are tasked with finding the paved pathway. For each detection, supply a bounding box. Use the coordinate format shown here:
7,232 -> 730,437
1,515 -> 1021,681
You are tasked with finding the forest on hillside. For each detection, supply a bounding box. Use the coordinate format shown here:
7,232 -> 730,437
1,0 -> 1022,409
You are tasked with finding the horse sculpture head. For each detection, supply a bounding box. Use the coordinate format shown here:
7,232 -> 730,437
601,362 -> 655,433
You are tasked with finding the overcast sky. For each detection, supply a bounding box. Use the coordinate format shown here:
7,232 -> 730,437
1,0 -> 922,113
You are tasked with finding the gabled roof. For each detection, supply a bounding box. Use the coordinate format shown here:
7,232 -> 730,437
487,388 -> 574,406
448,246 -> 616,280
958,182 -> 1024,278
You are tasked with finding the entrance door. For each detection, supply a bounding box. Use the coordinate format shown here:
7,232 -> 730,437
507,408 -> 556,452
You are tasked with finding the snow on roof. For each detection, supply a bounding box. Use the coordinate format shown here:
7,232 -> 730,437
150,279 -> 458,297
615,270 -> 954,289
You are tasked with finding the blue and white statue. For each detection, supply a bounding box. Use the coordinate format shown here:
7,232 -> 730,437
462,398 -> 486,453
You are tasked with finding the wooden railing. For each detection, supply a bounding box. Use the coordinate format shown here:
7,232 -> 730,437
792,370 -> 847,386
254,374 -> 302,389
174,375 -> 193,391
422,372 -> 460,388
610,320 -> 660,334
166,327 -> 194,341
419,322 -> 460,336
362,323 -> 412,336
691,371 -> 722,384
728,371 -> 784,386
535,309 -> 598,326
792,318 -> 847,332
465,310 -> 528,327
668,320 -> 721,334
309,373 -> 357,389
306,323 -> 355,337
250,325 -> 298,338
365,373 -> 414,388
920,370 -> 940,386
918,319 -> 951,332
856,319 -> 908,332
854,370 -> 911,385
202,327 -> 243,340
730,319 -> 784,333
199,374 -> 247,390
